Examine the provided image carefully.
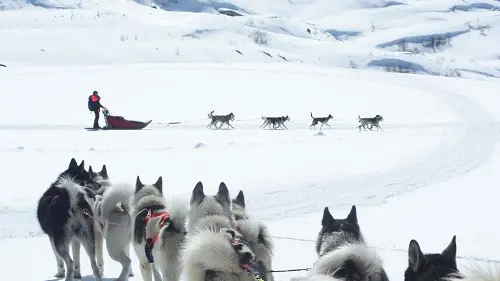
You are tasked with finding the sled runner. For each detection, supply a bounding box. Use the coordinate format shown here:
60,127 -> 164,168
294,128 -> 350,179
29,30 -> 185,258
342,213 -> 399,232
87,108 -> 152,130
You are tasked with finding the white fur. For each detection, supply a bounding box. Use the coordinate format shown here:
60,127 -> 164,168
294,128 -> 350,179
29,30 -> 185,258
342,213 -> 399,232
182,227 -> 256,281
98,183 -> 135,281
144,198 -> 189,281
447,264 -> 500,281
307,243 -> 384,281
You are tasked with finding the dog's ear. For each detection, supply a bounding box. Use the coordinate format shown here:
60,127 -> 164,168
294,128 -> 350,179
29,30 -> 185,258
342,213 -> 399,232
136,176 -> 144,192
441,235 -> 457,262
100,165 -> 108,178
153,176 -> 163,193
191,181 -> 205,205
322,207 -> 334,227
233,190 -> 245,207
408,239 -> 425,272
88,165 -> 94,175
68,158 -> 78,170
78,160 -> 86,172
217,182 -> 230,204
346,205 -> 358,224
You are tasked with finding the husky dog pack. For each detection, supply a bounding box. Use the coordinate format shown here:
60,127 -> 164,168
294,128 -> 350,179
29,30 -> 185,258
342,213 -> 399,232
208,110 -> 236,129
261,115 -> 290,130
36,158 -> 103,281
358,115 -> 384,130
305,206 -> 389,281
310,113 -> 333,130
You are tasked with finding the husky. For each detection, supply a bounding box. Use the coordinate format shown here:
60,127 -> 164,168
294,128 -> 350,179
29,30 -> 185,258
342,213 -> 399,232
89,164 -> 111,195
183,226 -> 264,281
261,116 -> 290,130
144,198 -> 189,281
208,110 -> 235,130
304,206 -> 388,281
232,190 -> 249,221
94,182 -> 136,281
310,113 -> 333,130
357,115 -> 384,131
130,176 -> 167,281
36,158 -> 103,281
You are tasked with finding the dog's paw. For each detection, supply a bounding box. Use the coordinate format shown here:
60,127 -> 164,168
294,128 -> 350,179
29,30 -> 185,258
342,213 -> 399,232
73,271 -> 82,279
54,271 -> 66,279
129,270 -> 134,277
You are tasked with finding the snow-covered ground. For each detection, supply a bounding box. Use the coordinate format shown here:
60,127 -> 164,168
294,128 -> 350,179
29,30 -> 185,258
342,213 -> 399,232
1,0 -> 500,279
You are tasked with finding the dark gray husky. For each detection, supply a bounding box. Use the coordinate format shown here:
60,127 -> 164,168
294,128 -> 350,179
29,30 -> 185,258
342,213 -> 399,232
358,115 -> 384,130
302,206 -> 389,281
261,115 -> 290,130
207,110 -> 235,129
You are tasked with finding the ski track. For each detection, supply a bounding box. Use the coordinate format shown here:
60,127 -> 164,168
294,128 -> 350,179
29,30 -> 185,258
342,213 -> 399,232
0,70 -> 498,241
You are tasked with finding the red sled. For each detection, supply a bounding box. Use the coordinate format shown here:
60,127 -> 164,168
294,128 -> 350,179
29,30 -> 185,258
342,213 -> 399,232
102,108 -> 152,130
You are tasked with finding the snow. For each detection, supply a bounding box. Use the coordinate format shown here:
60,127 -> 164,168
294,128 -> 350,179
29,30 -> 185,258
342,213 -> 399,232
1,0 -> 500,279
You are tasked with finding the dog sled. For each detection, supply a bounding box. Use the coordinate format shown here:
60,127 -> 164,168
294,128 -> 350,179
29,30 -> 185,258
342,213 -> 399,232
87,108 -> 152,130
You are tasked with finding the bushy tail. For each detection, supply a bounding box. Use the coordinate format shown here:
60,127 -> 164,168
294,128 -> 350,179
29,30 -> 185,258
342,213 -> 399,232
311,112 -> 314,119
307,243 -> 386,281
208,110 -> 214,119
100,183 -> 134,221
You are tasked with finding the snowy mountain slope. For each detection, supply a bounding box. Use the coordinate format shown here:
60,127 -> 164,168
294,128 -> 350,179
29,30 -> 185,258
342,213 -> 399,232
1,0 -> 500,78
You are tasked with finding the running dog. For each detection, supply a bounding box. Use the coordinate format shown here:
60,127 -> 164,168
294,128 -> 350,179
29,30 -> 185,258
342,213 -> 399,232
144,198 -> 189,281
304,206 -> 389,281
130,176 -> 167,281
358,115 -> 384,130
310,113 -> 333,130
261,116 -> 290,130
36,158 -> 103,281
208,110 -> 235,129
94,182 -> 136,281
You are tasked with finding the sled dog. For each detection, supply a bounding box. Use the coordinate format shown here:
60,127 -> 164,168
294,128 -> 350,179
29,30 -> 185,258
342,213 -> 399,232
36,158 -> 103,281
89,164 -> 111,195
231,190 -> 275,281
144,198 -> 189,281
304,206 -> 388,281
130,176 -> 167,281
261,116 -> 290,130
208,110 -> 235,129
310,113 -> 333,130
357,115 -> 384,130
94,182 -> 136,281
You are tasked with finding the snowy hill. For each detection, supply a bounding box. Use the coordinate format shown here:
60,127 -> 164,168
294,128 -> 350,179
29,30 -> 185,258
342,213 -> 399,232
1,0 -> 500,78
1,0 -> 500,281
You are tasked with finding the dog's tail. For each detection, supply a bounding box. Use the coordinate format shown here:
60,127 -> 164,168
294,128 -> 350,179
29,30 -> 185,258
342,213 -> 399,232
446,264 -> 500,281
100,183 -> 134,221
311,112 -> 314,119
307,243 -> 387,281
262,116 -> 267,120
208,110 -> 214,119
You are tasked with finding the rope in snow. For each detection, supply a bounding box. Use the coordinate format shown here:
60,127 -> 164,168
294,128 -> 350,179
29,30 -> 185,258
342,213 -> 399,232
271,236 -> 500,265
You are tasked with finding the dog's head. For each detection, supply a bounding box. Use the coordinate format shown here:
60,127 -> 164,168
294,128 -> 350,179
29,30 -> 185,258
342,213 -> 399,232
61,158 -> 102,191
328,114 -> 333,119
404,236 -> 459,281
189,181 -> 232,222
229,113 -> 235,121
375,115 -> 384,121
283,115 -> 290,122
131,176 -> 164,207
316,205 -> 362,256
88,164 -> 110,194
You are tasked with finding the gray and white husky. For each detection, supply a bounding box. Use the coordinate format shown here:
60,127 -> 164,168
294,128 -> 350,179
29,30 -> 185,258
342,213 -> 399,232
304,206 -> 389,281
89,164 -> 111,195
130,176 -> 167,281
144,198 -> 189,281
208,110 -> 236,130
230,190 -> 275,281
357,115 -> 384,131
94,182 -> 135,281
261,116 -> 290,130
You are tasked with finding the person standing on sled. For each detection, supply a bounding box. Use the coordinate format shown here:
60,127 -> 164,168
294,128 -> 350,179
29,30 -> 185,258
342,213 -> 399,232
88,90 -> 107,129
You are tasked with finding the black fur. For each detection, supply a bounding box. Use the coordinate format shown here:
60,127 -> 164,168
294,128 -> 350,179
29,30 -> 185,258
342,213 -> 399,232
36,158 -> 97,239
316,205 -> 362,255
404,236 -> 460,281
133,204 -> 167,244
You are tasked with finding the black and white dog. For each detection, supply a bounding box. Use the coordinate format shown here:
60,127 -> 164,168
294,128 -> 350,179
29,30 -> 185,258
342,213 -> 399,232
36,158 -> 102,281
304,206 -> 389,281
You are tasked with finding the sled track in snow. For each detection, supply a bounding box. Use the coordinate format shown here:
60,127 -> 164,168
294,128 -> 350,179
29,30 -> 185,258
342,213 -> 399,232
245,76 -> 498,222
